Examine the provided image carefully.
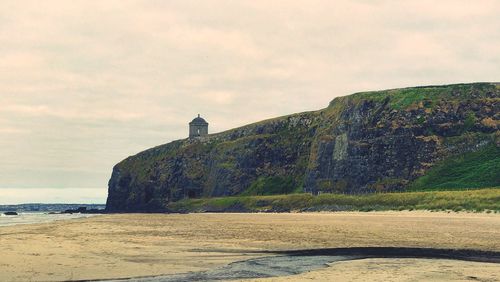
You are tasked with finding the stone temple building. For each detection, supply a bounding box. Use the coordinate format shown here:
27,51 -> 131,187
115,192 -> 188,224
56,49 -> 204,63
189,114 -> 208,138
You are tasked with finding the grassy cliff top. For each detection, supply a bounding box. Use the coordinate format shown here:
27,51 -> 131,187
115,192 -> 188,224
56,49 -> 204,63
330,82 -> 499,110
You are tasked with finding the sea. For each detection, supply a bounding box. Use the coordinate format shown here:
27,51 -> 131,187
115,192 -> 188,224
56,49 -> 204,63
0,212 -> 99,227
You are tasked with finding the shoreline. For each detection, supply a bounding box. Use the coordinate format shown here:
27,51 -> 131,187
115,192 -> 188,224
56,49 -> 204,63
1,209 -> 497,229
0,212 -> 100,228
1,211 -> 499,281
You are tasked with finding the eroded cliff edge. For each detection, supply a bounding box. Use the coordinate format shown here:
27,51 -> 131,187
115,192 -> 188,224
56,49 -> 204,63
106,83 -> 500,212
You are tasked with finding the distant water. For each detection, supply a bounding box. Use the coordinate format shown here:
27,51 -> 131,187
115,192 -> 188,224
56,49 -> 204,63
0,212 -> 98,227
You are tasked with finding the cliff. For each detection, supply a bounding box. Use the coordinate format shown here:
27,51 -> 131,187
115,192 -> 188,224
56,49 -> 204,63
106,83 -> 500,212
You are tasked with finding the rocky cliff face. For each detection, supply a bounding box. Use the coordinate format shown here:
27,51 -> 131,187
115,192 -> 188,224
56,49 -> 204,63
106,83 -> 499,212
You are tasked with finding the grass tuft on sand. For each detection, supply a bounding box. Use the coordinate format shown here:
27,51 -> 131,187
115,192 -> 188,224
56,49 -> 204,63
168,188 -> 500,213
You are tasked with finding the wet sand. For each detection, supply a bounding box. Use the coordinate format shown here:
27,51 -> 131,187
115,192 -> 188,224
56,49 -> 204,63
0,211 -> 499,281
241,258 -> 500,282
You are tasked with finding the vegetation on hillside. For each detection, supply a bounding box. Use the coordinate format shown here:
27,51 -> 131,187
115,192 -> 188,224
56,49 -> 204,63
240,176 -> 301,196
409,144 -> 500,190
168,188 -> 500,213
343,82 -> 498,110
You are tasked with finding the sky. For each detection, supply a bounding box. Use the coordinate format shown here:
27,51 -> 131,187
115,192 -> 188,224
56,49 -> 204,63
1,1 -> 499,204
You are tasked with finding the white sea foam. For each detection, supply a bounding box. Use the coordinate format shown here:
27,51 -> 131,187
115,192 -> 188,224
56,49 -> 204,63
0,212 -> 98,227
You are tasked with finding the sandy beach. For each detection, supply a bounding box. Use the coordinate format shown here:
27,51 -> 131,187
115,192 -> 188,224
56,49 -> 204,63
0,211 -> 499,281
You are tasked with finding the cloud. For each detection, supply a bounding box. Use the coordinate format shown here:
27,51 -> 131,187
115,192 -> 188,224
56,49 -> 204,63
198,91 -> 236,105
0,127 -> 30,135
1,103 -> 144,122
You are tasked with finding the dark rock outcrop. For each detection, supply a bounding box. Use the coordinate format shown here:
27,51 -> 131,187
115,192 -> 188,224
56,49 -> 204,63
62,207 -> 105,214
4,211 -> 18,216
106,83 -> 500,212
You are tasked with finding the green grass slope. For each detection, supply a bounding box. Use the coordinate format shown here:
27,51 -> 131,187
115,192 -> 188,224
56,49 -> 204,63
409,144 -> 500,191
240,176 -> 302,196
344,82 -> 499,110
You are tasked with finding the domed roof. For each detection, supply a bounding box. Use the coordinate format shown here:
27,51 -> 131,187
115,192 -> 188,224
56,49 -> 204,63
190,114 -> 208,124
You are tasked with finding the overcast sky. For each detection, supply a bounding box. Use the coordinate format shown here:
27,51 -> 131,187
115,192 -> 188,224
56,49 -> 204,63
1,1 -> 499,204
